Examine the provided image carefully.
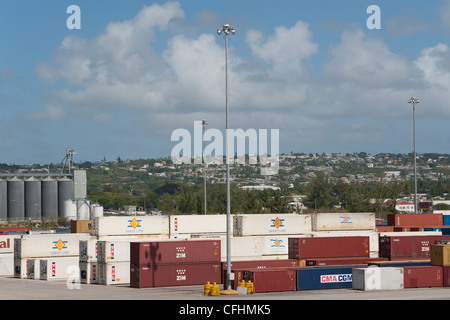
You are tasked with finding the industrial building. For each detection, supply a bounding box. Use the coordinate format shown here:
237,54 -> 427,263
0,170 -> 88,223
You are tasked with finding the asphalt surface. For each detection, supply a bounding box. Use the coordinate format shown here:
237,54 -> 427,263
0,275 -> 449,300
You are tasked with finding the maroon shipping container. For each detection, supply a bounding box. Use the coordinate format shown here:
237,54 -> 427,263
130,262 -> 221,288
306,257 -> 388,266
444,267 -> 450,287
288,236 -> 370,259
387,214 -> 443,227
403,266 -> 443,288
379,235 -> 450,259
221,259 -> 299,287
242,268 -> 297,293
130,240 -> 221,265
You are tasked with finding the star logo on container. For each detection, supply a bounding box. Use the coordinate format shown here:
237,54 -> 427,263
129,218 -> 141,229
271,217 -> 284,229
270,238 -> 285,248
53,239 -> 67,251
340,216 -> 352,224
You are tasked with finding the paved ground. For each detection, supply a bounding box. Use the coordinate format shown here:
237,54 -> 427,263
0,275 -> 449,300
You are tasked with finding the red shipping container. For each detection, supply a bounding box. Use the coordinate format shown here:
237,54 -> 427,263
444,267 -> 450,287
403,266 -> 443,288
305,257 -> 388,266
130,262 -> 221,288
243,268 -> 297,293
379,235 -> 450,259
288,236 -> 370,259
387,214 -> 443,227
221,259 -> 299,286
130,240 -> 220,265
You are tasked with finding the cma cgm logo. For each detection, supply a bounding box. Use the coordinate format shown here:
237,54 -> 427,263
340,216 -> 352,225
320,274 -> 352,283
53,239 -> 68,251
270,217 -> 285,230
128,218 -> 142,230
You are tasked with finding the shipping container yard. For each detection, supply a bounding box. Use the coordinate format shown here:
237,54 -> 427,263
1,212 -> 450,300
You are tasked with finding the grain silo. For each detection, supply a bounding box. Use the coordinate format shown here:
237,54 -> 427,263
7,177 -> 25,222
25,177 -> 41,222
41,177 -> 58,222
0,179 -> 7,223
63,199 -> 77,220
58,177 -> 74,219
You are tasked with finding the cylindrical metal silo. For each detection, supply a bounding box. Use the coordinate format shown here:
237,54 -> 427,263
0,179 -> 7,223
63,199 -> 77,220
91,204 -> 104,218
41,177 -> 58,222
25,177 -> 41,222
76,199 -> 90,220
7,177 -> 25,222
58,178 -> 74,219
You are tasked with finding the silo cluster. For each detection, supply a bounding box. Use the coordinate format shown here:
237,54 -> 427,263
0,170 -> 96,223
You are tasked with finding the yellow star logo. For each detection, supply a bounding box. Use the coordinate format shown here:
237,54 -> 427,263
55,239 -> 66,251
130,218 -> 140,229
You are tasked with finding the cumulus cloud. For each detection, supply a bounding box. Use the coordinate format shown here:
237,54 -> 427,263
31,1 -> 450,156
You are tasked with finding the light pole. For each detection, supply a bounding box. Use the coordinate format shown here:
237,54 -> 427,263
217,23 -> 235,291
408,97 -> 419,214
202,119 -> 208,215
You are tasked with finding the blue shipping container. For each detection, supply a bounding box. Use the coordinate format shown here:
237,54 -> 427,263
294,266 -> 366,290
444,215 -> 450,226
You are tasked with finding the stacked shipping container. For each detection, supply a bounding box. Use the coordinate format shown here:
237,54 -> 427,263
130,240 -> 221,288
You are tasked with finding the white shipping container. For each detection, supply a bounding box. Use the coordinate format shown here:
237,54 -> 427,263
91,216 -> 169,237
40,256 -> 80,281
26,258 -> 41,279
14,233 -> 92,259
80,261 -> 98,284
0,235 -> 20,254
170,215 -> 233,235
311,212 -> 375,231
79,239 -> 98,262
233,214 -> 312,236
98,262 -> 130,285
0,253 -> 14,276
97,238 -> 163,263
14,258 -> 28,278
352,267 -> 404,291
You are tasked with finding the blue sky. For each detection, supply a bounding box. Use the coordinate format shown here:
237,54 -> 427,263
1,0 -> 450,164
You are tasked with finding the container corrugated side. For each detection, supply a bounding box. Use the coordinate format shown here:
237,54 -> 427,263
98,262 -> 130,285
80,261 -> 98,284
92,216 -> 169,237
295,266 -> 364,290
221,259 -> 299,289
242,268 -> 297,293
387,214 -> 443,227
130,262 -> 221,288
306,257 -> 388,266
233,214 -> 312,236
39,256 -> 80,280
310,230 -> 379,253
311,212 -> 375,231
170,215 -> 232,235
0,253 -> 13,276
289,236 -> 370,259
430,245 -> 450,266
352,267 -> 404,291
403,266 -> 443,288
379,235 -> 450,259
14,233 -> 92,259
444,267 -> 450,286
0,235 -> 20,254
130,240 -> 221,265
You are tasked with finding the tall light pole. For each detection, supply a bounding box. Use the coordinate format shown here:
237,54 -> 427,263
202,119 -> 208,215
408,97 -> 419,214
217,23 -> 235,291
